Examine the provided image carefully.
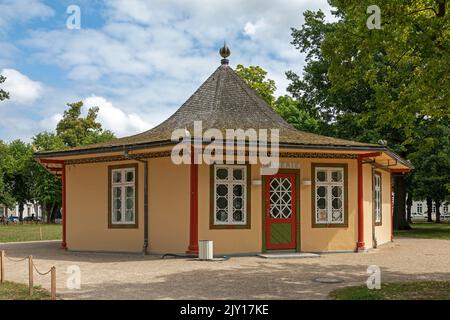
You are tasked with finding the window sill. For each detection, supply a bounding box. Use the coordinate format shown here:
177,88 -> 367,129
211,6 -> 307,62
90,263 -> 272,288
312,223 -> 348,228
210,224 -> 251,230
108,223 -> 139,229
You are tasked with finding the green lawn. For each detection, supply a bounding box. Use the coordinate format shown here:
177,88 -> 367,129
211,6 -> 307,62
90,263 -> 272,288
0,281 -> 52,300
394,222 -> 450,240
330,281 -> 450,300
0,224 -> 61,243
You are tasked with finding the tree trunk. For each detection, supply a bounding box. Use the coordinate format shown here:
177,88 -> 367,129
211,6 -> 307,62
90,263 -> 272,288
44,203 -> 52,223
406,194 -> 413,224
50,204 -> 59,223
18,203 -> 24,221
393,174 -> 411,230
426,197 -> 433,222
435,200 -> 441,223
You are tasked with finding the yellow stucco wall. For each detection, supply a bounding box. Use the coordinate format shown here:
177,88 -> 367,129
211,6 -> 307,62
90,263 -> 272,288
65,155 -> 391,254
66,161 -> 145,252
148,158 -> 190,253
363,168 -> 393,249
196,158 -> 359,254
198,163 -> 263,254
66,158 -> 190,253
374,170 -> 392,246
295,158 -> 358,253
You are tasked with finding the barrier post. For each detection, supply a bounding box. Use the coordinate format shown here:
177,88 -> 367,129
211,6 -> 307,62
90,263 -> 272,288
51,266 -> 56,300
0,250 -> 4,283
28,255 -> 33,296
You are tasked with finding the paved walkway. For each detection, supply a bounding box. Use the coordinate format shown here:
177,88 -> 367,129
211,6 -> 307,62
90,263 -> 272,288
1,238 -> 449,299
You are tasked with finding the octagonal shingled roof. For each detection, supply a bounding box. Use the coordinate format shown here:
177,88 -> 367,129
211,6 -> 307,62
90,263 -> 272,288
36,51 -> 381,157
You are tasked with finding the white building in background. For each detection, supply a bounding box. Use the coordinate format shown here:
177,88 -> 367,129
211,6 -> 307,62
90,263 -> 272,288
0,202 -> 42,219
410,200 -> 450,220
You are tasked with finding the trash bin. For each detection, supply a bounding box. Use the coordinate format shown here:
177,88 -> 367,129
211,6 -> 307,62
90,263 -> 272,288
198,240 -> 213,260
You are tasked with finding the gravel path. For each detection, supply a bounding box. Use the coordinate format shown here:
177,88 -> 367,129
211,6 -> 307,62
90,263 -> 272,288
1,238 -> 449,300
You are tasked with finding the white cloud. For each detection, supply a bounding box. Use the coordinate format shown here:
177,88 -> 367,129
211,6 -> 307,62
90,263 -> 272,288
4,0 -> 335,142
0,0 -> 54,30
83,96 -> 151,137
244,22 -> 257,37
22,0 -> 333,93
1,68 -> 44,104
39,113 -> 63,132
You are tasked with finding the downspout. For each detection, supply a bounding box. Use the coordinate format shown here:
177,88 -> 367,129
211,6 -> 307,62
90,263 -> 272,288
141,160 -> 149,255
124,151 -> 149,255
186,146 -> 199,255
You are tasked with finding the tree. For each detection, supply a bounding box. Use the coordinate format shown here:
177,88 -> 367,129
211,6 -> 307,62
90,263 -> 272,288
56,101 -> 115,148
287,1 -> 449,230
410,118 -> 450,223
273,95 -> 320,133
30,132 -> 66,223
236,65 -> 322,132
235,64 -> 277,106
0,75 -> 9,101
32,132 -> 66,153
0,141 -> 15,210
2,140 -> 34,220
31,103 -> 115,222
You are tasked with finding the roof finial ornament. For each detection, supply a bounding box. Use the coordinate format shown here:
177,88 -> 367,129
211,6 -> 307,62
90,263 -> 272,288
219,42 -> 230,65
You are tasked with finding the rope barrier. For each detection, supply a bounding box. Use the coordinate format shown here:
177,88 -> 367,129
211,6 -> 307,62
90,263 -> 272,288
32,263 -> 53,276
4,255 -> 28,263
1,250 -> 56,300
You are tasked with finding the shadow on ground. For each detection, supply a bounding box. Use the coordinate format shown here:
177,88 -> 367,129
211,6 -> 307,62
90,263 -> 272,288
3,240 -> 450,300
61,262 -> 450,300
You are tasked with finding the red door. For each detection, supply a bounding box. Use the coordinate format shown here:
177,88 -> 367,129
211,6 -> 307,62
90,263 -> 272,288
265,173 -> 297,250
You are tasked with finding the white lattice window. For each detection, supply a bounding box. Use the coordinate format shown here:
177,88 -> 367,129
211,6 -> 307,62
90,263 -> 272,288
374,173 -> 382,224
214,165 -> 247,225
269,177 -> 293,219
417,203 -> 423,214
315,167 -> 345,225
111,167 -> 136,225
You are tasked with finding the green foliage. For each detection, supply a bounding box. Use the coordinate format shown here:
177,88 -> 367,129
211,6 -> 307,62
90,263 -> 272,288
32,132 -> 66,152
0,141 -> 14,207
0,101 -> 116,220
273,95 -> 320,133
1,140 -> 34,214
0,75 -> 9,101
287,1 -> 450,222
56,101 -> 115,148
235,64 -> 323,132
30,133 -> 64,213
235,64 -> 277,106
288,1 -> 449,152
409,118 -> 450,203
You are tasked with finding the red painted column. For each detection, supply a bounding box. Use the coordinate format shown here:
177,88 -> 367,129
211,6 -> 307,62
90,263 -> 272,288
357,156 -> 365,251
61,163 -> 67,250
186,146 -> 199,254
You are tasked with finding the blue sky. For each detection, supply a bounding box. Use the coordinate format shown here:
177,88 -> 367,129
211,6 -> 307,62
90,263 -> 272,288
0,0 -> 332,142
